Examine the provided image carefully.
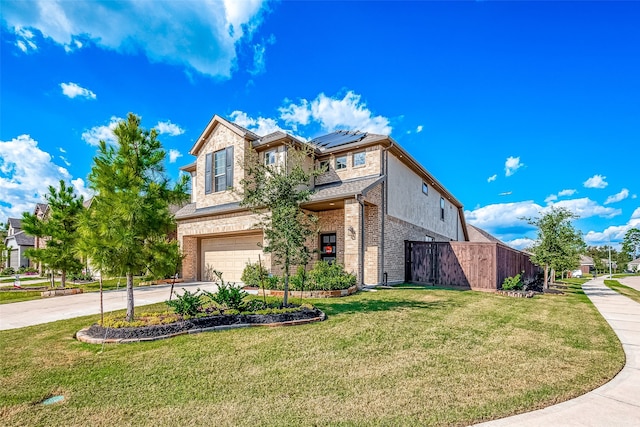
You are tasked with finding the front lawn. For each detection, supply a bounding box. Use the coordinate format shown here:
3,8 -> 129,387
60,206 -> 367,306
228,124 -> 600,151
0,285 -> 623,426
0,277 -> 144,305
604,279 -> 640,304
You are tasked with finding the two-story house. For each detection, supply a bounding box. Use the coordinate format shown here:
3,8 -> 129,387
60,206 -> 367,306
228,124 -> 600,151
4,217 -> 34,270
176,115 -> 468,286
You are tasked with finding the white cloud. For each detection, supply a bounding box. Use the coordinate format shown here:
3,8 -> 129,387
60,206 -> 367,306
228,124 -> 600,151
584,174 -> 608,189
550,197 -> 621,219
558,189 -> 576,197
230,111 -> 284,136
15,27 -> 37,52
60,82 -> 96,99
168,149 -> 183,164
604,188 -> 629,205
506,238 -> 535,251
81,116 -> 123,146
71,178 -> 93,200
155,120 -> 184,136
504,156 -> 523,177
59,156 -> 71,166
465,201 -> 542,231
487,174 -> 497,183
0,135 -> 90,222
58,147 -> 66,153
544,194 -> 558,203
280,91 -> 392,134
3,0 -> 269,78
499,191 -> 512,196
416,125 -> 423,133
584,209 -> 640,245
248,34 -> 275,76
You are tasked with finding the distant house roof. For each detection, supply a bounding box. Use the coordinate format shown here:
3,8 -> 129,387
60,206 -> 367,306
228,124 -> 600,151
628,257 -> 640,266
8,230 -> 34,247
174,201 -> 244,220
580,255 -> 594,266
466,224 -> 504,244
7,218 -> 22,230
35,203 -> 48,213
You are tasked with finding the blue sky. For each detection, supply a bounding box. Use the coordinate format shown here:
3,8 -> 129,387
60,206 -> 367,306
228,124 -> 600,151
1,0 -> 638,249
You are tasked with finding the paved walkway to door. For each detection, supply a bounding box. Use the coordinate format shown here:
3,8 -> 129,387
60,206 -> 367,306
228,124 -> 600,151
475,276 -> 640,426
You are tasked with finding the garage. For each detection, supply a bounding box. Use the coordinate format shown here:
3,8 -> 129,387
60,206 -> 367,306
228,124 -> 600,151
201,233 -> 263,283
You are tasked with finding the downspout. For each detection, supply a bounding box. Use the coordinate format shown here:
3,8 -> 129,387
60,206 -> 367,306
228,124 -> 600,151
356,194 -> 365,288
380,140 -> 394,285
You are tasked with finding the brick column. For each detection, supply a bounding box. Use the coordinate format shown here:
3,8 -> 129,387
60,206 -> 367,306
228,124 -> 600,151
181,236 -> 198,281
344,199 -> 361,284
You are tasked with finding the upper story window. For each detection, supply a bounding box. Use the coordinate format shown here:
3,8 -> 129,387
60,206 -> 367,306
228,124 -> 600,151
205,146 -> 234,194
422,182 -> 429,196
440,197 -> 445,221
336,155 -> 347,170
353,151 -> 366,167
318,160 -> 329,173
265,146 -> 286,169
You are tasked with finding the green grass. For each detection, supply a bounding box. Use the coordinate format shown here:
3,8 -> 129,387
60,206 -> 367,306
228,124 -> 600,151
0,285 -> 624,426
604,279 -> 640,304
0,277 -> 144,304
0,276 -> 45,283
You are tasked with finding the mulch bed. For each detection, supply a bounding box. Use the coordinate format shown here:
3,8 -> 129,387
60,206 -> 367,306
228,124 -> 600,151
82,307 -> 325,341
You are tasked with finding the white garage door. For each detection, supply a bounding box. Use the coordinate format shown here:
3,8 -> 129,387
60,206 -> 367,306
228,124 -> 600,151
201,233 -> 263,283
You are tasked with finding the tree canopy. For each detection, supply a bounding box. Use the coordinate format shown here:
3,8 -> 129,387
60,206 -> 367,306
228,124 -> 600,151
240,143 -> 320,306
79,113 -> 188,321
525,207 -> 585,287
622,228 -> 640,261
22,180 -> 84,287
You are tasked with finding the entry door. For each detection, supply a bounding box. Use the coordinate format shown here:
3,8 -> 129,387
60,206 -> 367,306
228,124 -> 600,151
320,233 -> 337,263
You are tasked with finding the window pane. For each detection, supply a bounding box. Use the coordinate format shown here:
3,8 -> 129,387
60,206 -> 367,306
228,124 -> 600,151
336,156 -> 347,170
265,150 -> 275,165
214,150 -> 226,175
353,152 -> 365,167
422,183 -> 428,195
215,175 -> 226,192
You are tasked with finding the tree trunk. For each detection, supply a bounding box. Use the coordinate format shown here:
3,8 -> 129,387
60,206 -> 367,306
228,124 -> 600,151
283,258 -> 290,307
544,265 -> 549,290
100,275 -> 104,326
126,272 -> 135,322
61,270 -> 66,288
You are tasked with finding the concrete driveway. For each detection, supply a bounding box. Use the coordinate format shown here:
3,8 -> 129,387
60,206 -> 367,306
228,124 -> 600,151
0,282 -> 218,330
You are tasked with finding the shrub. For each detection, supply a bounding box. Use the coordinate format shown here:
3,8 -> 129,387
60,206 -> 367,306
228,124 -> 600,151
1,267 -> 15,276
502,274 -> 524,291
165,288 -> 204,317
241,261 -> 270,287
306,261 -> 356,291
201,270 -> 247,311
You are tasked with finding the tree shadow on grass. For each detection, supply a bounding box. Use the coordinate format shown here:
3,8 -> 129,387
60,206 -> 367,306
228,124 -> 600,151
312,287 -> 462,317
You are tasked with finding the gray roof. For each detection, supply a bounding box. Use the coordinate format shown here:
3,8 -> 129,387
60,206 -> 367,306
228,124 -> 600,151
8,230 -> 34,247
629,257 -> 640,266
35,203 -> 48,213
7,218 -> 22,230
580,255 -> 594,265
310,175 -> 383,202
175,201 -> 244,220
466,224 -> 503,244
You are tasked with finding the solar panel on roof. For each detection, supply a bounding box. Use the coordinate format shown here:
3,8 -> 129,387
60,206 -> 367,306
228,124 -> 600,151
310,131 -> 367,149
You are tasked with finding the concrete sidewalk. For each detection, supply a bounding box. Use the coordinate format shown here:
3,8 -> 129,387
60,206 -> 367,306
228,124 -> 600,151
475,277 -> 640,426
0,282 -> 218,330
620,275 -> 640,292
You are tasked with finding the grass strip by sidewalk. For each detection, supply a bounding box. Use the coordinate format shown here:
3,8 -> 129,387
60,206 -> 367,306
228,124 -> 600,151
604,279 -> 640,304
0,285 -> 624,426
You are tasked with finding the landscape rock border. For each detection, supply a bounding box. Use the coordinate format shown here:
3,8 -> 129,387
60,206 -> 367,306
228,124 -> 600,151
76,308 -> 326,344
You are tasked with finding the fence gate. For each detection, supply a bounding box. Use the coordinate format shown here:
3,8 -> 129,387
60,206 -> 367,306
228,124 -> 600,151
405,241 -> 438,284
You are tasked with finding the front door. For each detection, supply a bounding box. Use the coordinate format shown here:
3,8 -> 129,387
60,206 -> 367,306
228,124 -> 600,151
320,233 -> 337,263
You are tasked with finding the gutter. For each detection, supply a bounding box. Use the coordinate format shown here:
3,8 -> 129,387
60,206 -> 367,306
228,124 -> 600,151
380,140 -> 393,285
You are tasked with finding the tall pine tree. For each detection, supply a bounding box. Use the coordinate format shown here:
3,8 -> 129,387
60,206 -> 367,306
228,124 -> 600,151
22,180 -> 84,288
80,113 -> 188,322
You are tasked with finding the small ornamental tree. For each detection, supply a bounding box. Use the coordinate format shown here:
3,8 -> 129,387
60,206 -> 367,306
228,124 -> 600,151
525,207 -> 585,288
22,180 -> 84,288
240,143 -> 320,306
80,113 -> 188,322
622,228 -> 640,261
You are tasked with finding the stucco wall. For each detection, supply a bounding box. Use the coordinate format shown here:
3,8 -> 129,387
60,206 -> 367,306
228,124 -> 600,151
387,154 -> 460,241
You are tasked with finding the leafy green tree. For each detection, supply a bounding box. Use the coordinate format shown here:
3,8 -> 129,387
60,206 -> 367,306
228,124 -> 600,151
241,143 -> 320,306
622,228 -> 640,260
21,181 -> 84,287
525,207 -> 585,288
0,222 -> 8,267
80,113 -> 188,322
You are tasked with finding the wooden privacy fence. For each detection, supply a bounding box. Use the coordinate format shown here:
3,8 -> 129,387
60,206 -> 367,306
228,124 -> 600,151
405,241 -> 540,291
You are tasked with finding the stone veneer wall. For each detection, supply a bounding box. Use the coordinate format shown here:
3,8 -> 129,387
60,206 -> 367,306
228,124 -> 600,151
315,146 -> 381,186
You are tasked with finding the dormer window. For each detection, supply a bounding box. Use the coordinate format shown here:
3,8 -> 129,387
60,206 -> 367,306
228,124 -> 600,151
265,146 -> 286,169
336,155 -> 347,170
353,151 -> 366,167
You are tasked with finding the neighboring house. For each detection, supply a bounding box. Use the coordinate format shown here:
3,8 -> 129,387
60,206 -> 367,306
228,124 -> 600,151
466,224 -> 504,244
176,115 -> 468,286
3,218 -> 34,269
579,255 -> 594,275
628,257 -> 640,272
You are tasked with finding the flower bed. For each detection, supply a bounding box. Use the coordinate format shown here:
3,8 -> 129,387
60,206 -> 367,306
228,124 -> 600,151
76,306 -> 325,344
244,285 -> 358,299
